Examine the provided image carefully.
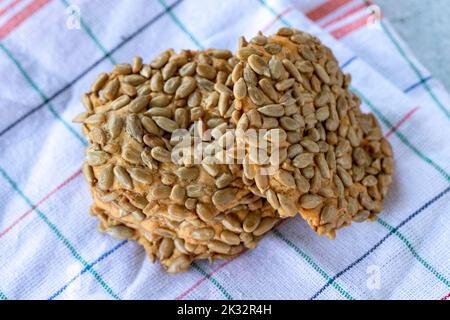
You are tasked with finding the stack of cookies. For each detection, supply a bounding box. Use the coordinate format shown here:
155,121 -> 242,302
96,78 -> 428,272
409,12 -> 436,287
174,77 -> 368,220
73,28 -> 394,273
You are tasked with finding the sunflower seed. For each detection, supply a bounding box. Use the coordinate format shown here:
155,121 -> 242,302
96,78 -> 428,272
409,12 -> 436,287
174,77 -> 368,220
129,167 -> 153,184
110,95 -> 131,110
197,77 -> 215,91
151,146 -> 172,163
215,173 -> 233,189
247,54 -> 270,78
360,192 -> 375,210
300,139 -> 320,153
103,78 -> 119,100
218,92 -> 230,116
113,165 -> 133,189
106,225 -> 135,240
293,153 -> 314,168
140,64 -> 151,78
178,61 -> 196,76
151,52 -> 169,69
277,27 -> 293,36
382,157 -> 394,174
167,255 -> 191,273
264,188 -> 279,209
222,215 -> 243,233
191,228 -> 215,241
152,116 -> 178,133
196,63 -> 216,80
268,56 -> 284,80
168,184 -> 185,203
264,43 -> 282,54
85,113 -> 106,125
276,170 -> 296,188
257,104 -> 284,117
162,61 -> 177,80
91,73 -> 108,92
320,203 -> 337,224
98,164 -> 114,190
195,203 -> 215,222
253,217 -> 277,236
208,240 -> 231,254
295,172 -> 310,193
212,188 -> 237,207
299,194 -> 323,209
151,184 -> 171,200
275,78 -> 295,91
278,194 -> 297,216
337,166 -> 353,187
233,78 -> 247,99
282,59 -> 302,82
220,231 -> 240,246
353,210 -> 370,222
175,76 -> 197,98
157,238 -> 174,260
298,45 -> 316,62
168,204 -> 191,220
237,47 -> 262,60
123,74 -> 146,86
296,60 -> 314,73
114,63 -> 132,75
86,151 -> 110,166
129,95 -> 150,113
315,153 -> 331,179
163,76 -> 181,94
82,162 -> 95,185
314,63 -> 330,84
141,116 -> 161,136
126,114 -> 143,142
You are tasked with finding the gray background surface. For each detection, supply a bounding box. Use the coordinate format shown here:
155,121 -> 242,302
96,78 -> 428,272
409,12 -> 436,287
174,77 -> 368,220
375,0 -> 450,91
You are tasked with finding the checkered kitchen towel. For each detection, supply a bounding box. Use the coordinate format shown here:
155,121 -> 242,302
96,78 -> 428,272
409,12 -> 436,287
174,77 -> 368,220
0,0 -> 449,300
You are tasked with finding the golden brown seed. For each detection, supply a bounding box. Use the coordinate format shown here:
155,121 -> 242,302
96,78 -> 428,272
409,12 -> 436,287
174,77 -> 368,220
299,194 -> 323,209
91,73 -> 108,92
208,240 -> 231,254
97,164 -> 114,190
220,231 -> 240,246
111,95 -> 131,110
103,78 -> 119,101
113,165 -> 133,189
248,54 -> 271,77
243,211 -> 261,233
320,203 -> 337,224
191,228 -> 215,241
222,215 -> 243,233
126,114 -> 143,142
257,104 -> 284,117
278,194 -> 297,217
212,188 -> 237,207
158,238 -> 174,260
129,167 -> 153,184
167,255 -> 191,273
151,146 -> 172,163
233,78 -> 247,99
86,151 -> 109,166
152,116 -> 178,133
128,95 -> 150,113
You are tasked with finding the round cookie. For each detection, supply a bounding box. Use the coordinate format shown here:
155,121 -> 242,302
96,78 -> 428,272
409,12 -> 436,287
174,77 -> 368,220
232,28 -> 394,239
74,49 -> 279,272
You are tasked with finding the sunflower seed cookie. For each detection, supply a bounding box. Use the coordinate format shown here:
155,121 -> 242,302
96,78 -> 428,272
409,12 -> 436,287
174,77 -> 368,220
75,49 -> 279,272
233,29 -> 393,239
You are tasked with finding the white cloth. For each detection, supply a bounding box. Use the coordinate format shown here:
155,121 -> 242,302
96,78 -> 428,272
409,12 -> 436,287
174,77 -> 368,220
0,0 -> 449,300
